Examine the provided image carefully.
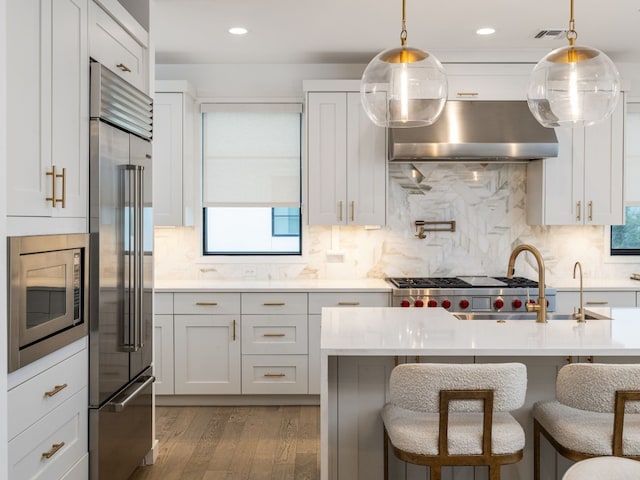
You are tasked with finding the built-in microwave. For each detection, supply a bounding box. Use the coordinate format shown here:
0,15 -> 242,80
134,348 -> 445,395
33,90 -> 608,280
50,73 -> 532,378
8,233 -> 89,372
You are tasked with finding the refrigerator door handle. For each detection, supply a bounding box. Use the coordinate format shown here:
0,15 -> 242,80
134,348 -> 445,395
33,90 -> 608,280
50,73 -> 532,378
136,165 -> 144,350
107,375 -> 155,413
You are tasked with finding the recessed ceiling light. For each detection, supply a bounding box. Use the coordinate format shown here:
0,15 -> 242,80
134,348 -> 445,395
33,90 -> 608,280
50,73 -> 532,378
228,27 -> 248,35
476,27 -> 496,36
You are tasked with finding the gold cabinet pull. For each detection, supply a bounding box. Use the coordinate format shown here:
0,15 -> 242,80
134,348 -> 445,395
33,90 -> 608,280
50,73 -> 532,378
338,301 -> 360,306
264,373 -> 286,377
586,301 -> 609,305
44,383 -> 68,398
350,201 -> 355,222
195,302 -> 218,306
232,320 -> 237,341
338,201 -> 343,221
576,201 -> 581,221
263,302 -> 285,306
116,63 -> 132,73
588,200 -> 593,221
45,166 -> 65,207
262,333 -> 286,337
42,442 -> 65,459
456,92 -> 479,97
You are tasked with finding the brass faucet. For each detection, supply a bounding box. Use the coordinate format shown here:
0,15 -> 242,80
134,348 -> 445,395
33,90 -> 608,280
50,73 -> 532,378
507,244 -> 547,323
573,261 -> 585,322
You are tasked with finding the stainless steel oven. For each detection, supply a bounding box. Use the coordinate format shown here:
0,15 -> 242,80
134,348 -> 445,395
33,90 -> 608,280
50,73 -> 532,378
8,233 -> 89,372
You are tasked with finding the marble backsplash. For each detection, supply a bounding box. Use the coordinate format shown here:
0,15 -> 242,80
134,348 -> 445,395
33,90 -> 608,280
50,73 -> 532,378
154,163 -> 640,284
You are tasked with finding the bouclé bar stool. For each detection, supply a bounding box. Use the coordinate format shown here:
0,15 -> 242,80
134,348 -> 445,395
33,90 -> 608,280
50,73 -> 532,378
562,457 -> 640,480
382,362 -> 527,480
533,363 -> 640,480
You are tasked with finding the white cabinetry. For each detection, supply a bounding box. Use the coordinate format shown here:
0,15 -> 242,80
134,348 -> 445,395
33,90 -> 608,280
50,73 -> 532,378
173,293 -> 241,394
153,82 -> 197,226
153,293 -> 174,395
556,290 -> 637,312
241,293 -> 308,394
445,64 -> 531,101
6,0 -> 88,235
306,85 -> 386,226
308,292 -> 390,394
89,0 -> 149,93
8,340 -> 88,480
527,96 -> 625,225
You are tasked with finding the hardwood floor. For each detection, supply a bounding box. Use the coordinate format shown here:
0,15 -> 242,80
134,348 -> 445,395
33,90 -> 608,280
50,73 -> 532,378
129,405 -> 320,480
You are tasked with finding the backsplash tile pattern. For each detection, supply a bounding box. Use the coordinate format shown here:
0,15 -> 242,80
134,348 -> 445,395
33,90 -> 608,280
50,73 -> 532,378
155,164 -> 640,284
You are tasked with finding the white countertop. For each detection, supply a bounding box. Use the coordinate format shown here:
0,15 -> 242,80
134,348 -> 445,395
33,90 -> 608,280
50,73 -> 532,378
154,278 -> 391,292
321,307 -> 640,356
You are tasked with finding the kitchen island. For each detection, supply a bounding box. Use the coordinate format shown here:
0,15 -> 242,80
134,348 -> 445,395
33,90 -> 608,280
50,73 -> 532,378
320,307 -> 640,480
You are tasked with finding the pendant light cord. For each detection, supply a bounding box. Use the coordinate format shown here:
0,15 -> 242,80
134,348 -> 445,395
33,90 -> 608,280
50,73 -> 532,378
400,0 -> 407,46
566,0 -> 577,45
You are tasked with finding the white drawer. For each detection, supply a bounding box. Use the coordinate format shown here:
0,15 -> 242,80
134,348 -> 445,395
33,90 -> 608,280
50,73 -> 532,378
241,355 -> 308,394
89,1 -> 147,92
242,315 -> 308,354
60,453 -> 88,480
241,292 -> 307,314
174,292 -> 240,314
9,388 -> 88,480
155,292 -> 173,314
9,349 -> 88,440
308,292 -> 389,314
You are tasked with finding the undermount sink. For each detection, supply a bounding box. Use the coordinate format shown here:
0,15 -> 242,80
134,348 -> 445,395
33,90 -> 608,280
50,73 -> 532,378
454,311 -> 611,321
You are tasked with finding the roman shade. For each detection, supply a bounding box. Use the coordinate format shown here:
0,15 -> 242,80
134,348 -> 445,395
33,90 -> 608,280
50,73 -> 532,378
201,103 -> 302,207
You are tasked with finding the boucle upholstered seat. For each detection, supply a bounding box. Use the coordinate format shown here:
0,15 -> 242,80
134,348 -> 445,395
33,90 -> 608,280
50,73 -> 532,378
562,457 -> 640,480
533,363 -> 640,480
382,363 -> 527,480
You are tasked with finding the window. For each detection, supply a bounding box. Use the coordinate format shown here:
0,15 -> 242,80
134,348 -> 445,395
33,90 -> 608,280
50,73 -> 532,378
201,103 -> 302,255
611,102 -> 640,256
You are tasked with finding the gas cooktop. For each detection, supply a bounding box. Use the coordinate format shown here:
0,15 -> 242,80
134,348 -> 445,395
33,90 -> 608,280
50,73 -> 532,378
387,276 -> 539,289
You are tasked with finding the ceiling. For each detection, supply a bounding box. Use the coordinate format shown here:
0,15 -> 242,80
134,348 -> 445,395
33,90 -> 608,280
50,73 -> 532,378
153,0 -> 640,65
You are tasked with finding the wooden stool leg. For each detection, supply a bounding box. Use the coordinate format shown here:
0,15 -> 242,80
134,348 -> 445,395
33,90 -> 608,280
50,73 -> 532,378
384,427 -> 389,480
489,465 -> 501,480
534,419 -> 541,480
430,465 -> 442,480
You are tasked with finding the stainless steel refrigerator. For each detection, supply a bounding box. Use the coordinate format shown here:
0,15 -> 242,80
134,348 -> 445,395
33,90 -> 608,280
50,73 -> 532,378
88,61 -> 155,480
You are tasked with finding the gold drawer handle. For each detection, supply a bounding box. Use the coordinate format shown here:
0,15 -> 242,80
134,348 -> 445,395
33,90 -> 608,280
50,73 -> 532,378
263,333 -> 286,337
338,301 -> 360,306
586,301 -> 609,305
263,302 -> 285,306
195,302 -> 218,306
42,442 -> 65,459
44,383 -> 68,398
45,166 -> 66,207
264,373 -> 286,377
116,63 -> 132,73
456,92 -> 479,97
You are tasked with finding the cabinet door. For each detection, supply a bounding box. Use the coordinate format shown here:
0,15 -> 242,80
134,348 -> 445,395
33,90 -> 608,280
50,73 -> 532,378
584,99 -> 624,225
556,290 -> 637,312
7,0 -> 88,221
346,93 -> 386,225
447,74 -> 529,101
174,315 -> 241,394
307,92 -> 348,225
153,314 -> 174,395
153,92 -> 184,226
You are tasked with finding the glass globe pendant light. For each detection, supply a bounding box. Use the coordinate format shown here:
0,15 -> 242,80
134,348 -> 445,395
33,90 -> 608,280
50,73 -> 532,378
527,0 -> 620,128
360,0 -> 447,128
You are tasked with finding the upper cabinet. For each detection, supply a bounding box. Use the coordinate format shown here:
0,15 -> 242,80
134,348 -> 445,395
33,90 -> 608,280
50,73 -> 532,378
306,82 -> 387,226
6,0 -> 89,234
445,64 -> 531,101
527,95 -> 625,225
153,81 -> 197,226
89,0 -> 149,93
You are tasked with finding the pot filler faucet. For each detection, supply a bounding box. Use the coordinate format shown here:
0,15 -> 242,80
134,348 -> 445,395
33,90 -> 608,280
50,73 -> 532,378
507,244 -> 547,323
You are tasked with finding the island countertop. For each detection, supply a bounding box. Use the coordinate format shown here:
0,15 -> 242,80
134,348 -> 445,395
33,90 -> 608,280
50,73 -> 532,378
321,306 -> 640,356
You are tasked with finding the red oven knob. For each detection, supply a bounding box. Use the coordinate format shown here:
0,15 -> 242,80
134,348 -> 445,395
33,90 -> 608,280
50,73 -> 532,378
414,299 -> 425,308
459,299 -> 470,310
494,298 -> 505,310
529,299 -> 536,304
441,299 -> 452,309
512,299 -> 523,309
400,299 -> 411,308
427,299 -> 438,308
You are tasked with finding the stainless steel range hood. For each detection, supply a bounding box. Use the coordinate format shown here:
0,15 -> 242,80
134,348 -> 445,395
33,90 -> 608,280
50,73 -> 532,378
389,101 -> 559,162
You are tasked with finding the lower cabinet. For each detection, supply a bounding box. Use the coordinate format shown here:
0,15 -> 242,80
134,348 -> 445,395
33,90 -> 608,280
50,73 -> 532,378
174,314 -> 241,394
7,339 -> 88,480
555,289 -> 637,312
